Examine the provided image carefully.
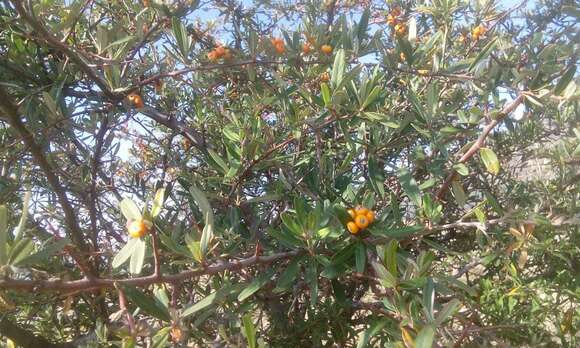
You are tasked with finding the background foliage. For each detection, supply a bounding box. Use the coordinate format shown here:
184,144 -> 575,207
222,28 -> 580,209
0,0 -> 578,347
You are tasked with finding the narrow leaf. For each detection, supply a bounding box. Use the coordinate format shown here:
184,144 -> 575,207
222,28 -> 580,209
242,314 -> 257,348
397,168 -> 422,207
123,286 -> 171,322
112,238 -> 139,268
120,199 -> 142,221
415,325 -> 435,348
129,238 -> 146,275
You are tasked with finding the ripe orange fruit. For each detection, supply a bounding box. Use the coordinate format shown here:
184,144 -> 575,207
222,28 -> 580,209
347,221 -> 360,235
127,93 -> 144,109
348,209 -> 356,220
386,14 -> 398,26
320,44 -> 333,55
302,43 -> 312,54
355,206 -> 369,216
472,25 -> 486,40
394,23 -> 406,36
320,72 -> 330,82
207,51 -> 219,62
274,42 -> 285,54
366,211 -> 375,224
354,215 -> 369,229
128,219 -> 150,238
214,45 -> 226,57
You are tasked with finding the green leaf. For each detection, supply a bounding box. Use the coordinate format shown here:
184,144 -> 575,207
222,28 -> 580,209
479,147 -> 500,175
14,191 -> 31,240
356,8 -> 370,41
242,314 -> 257,348
356,319 -> 388,348
172,17 -> 190,62
321,82 -> 331,107
397,168 -> 422,207
361,86 -> 381,111
16,238 -> 69,266
453,163 -> 469,176
331,49 -> 346,88
468,37 -> 497,72
435,299 -> 462,325
129,238 -> 146,275
305,262 -> 318,306
200,224 -> 213,257
370,225 -> 423,239
268,227 -> 303,248
151,188 -> 165,218
423,278 -> 435,322
368,157 -> 385,198
238,271 -> 273,302
8,238 -> 33,266
385,240 -> 398,276
122,286 -> 171,322
415,325 -> 435,348
274,257 -> 301,293
185,233 -> 203,262
189,186 -> 214,227
151,327 -> 171,348
371,261 -> 397,288
112,238 -> 139,268
554,65 -> 576,96
355,242 -> 366,273
182,288 -> 222,318
0,205 -> 7,265
208,149 -> 229,174
120,198 -> 142,221
451,180 -> 467,206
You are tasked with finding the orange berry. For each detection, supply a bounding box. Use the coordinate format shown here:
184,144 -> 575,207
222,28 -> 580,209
214,45 -> 226,57
347,221 -> 360,235
394,23 -> 406,36
386,14 -> 398,26
400,52 -> 406,61
354,215 -> 369,229
355,206 -> 369,216
347,209 -> 356,220
472,25 -> 486,40
207,50 -> 219,62
366,211 -> 375,224
320,72 -> 330,82
320,44 -> 333,55
143,0 -> 150,7
127,93 -> 144,109
274,42 -> 285,54
128,219 -> 150,238
302,43 -> 312,54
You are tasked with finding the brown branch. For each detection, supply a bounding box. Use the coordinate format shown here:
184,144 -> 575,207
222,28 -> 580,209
436,94 -> 524,200
0,86 -> 92,256
0,250 -> 301,292
139,106 -> 208,152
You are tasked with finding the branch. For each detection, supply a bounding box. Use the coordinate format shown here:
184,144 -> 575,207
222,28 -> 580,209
0,86 -> 92,256
139,106 -> 208,152
436,94 -> 524,200
0,250 -> 300,292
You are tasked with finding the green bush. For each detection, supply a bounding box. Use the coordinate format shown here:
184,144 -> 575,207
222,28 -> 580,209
0,0 -> 577,347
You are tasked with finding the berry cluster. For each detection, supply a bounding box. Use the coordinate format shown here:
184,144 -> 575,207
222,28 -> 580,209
386,7 -> 406,37
270,38 -> 285,54
127,93 -> 144,109
207,45 -> 232,62
346,206 -> 375,235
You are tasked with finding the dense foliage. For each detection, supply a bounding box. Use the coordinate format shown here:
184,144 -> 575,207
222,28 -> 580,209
0,0 -> 578,347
